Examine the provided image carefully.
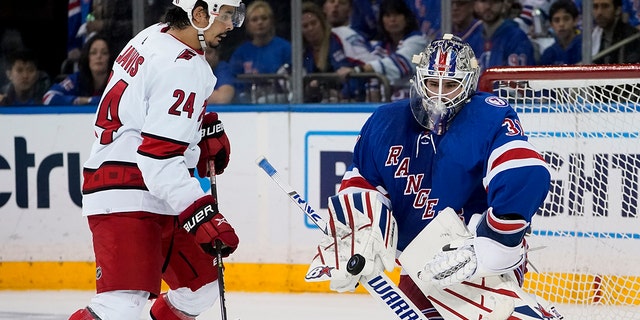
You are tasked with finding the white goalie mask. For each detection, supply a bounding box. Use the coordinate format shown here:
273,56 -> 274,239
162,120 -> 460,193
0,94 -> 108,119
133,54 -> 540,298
173,0 -> 246,48
410,34 -> 479,135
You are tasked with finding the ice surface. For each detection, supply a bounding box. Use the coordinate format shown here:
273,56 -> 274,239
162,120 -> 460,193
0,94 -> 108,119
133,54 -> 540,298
0,290 -> 391,319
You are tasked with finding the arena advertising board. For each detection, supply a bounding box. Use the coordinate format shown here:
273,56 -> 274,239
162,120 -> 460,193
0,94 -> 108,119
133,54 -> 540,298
0,105 -> 638,275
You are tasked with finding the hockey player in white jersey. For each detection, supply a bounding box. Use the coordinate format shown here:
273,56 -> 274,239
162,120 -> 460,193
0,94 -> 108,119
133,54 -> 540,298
69,1 -> 245,319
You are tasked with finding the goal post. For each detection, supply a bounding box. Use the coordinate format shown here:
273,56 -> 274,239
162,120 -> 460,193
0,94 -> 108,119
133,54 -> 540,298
478,64 -> 640,320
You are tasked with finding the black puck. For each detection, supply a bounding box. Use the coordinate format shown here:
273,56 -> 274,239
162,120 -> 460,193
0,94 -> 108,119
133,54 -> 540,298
346,254 -> 366,275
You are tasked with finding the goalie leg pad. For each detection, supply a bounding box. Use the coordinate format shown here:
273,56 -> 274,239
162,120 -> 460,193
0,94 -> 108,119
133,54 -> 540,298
398,275 -> 444,320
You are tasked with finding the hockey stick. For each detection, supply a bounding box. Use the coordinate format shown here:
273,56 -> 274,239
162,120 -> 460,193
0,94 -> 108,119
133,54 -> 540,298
208,160 -> 228,320
256,155 -> 430,320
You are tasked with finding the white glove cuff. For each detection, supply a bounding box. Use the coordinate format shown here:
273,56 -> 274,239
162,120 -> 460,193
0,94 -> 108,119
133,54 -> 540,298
473,236 -> 525,277
467,213 -> 482,236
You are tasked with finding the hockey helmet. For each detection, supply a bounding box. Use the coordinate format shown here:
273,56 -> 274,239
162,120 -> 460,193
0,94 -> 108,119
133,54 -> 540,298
173,0 -> 246,29
410,34 -> 479,135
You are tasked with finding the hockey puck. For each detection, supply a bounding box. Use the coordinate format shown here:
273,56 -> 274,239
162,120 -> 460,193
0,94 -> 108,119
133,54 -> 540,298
346,254 -> 366,275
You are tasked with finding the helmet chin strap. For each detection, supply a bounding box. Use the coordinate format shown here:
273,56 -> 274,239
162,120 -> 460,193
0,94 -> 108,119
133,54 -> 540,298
186,10 -> 215,50
197,30 -> 207,50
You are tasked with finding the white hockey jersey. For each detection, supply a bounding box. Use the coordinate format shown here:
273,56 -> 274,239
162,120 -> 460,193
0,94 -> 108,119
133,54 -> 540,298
331,26 -> 377,64
82,24 -> 216,217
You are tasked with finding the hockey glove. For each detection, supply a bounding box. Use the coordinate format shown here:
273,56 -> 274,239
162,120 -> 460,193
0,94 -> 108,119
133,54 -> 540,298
178,195 -> 239,257
421,208 -> 528,287
197,112 -> 230,176
305,192 -> 398,293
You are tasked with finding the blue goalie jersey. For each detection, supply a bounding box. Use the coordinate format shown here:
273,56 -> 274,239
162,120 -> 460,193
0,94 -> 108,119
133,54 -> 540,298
338,92 -> 551,251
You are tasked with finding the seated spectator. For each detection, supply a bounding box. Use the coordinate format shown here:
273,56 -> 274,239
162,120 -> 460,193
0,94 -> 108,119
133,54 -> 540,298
43,34 -> 111,106
301,1 -> 361,102
206,46 -> 235,105
302,2 -> 332,74
350,0 -> 383,41
323,0 -> 376,64
452,0 -> 483,57
474,0 -> 536,72
592,0 -> 640,63
337,0 -> 427,101
348,0 -> 447,44
229,0 -> 292,103
0,28 -> 26,89
513,0 -> 553,37
0,49 -> 50,106
574,0 -> 640,29
540,0 -> 582,65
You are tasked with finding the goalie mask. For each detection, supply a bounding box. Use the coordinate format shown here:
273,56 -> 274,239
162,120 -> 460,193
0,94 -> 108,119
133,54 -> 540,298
410,34 -> 479,135
173,0 -> 246,48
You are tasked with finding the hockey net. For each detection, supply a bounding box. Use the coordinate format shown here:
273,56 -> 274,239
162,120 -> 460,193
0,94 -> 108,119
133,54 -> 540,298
479,64 -> 640,320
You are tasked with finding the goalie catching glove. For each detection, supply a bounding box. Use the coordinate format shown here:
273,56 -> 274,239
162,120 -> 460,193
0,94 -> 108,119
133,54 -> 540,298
305,191 -> 398,292
179,195 -> 239,257
420,208 -> 528,287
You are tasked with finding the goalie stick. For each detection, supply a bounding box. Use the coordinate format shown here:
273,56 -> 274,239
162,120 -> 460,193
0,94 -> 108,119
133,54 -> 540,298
256,155 -> 430,320
208,160 -> 228,320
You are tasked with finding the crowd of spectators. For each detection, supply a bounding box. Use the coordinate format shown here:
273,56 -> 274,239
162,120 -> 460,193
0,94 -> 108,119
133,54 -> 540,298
1,0 -> 639,107
42,34 -> 112,106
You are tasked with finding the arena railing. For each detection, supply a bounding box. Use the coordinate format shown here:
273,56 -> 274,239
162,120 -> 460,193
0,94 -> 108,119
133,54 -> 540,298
235,72 -> 391,104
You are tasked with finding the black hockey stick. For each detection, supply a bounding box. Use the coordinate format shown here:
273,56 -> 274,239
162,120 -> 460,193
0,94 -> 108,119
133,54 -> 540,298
208,160 -> 228,320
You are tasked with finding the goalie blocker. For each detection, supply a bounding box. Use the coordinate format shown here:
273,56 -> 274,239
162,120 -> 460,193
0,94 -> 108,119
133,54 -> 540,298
305,191 -> 398,293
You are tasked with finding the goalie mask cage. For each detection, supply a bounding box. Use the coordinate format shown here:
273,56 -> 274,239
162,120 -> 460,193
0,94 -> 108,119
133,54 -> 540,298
479,64 -> 640,320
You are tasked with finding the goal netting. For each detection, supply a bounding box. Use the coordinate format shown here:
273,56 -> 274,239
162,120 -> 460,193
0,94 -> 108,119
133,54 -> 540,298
479,64 -> 640,320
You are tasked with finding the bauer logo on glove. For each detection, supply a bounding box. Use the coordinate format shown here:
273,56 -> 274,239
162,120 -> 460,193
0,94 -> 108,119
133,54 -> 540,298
178,195 -> 239,257
182,203 -> 217,233
201,121 -> 225,138
197,112 -> 230,176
